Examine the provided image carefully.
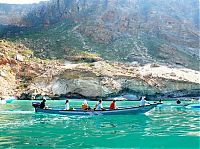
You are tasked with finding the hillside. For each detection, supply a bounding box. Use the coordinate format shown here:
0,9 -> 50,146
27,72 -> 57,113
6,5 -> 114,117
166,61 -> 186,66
0,1 -> 199,98
0,40 -> 57,95
0,40 -> 199,98
0,0 -> 199,70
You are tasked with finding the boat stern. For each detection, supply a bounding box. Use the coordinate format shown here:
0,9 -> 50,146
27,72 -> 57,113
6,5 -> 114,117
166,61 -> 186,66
32,102 -> 41,112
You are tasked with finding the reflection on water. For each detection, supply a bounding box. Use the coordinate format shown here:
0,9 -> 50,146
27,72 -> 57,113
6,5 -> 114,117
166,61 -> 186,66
0,100 -> 199,148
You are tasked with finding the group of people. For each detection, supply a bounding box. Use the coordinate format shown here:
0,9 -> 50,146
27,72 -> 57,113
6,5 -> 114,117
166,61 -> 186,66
39,98 -> 117,111
64,99 -> 118,111
39,96 -> 155,110
82,99 -> 118,111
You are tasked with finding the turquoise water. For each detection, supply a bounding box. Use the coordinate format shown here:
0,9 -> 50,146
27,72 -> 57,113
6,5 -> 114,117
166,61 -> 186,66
0,100 -> 199,149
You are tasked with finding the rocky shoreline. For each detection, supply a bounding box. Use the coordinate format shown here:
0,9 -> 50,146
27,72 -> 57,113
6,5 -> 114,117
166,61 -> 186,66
27,61 -> 200,99
17,88 -> 200,101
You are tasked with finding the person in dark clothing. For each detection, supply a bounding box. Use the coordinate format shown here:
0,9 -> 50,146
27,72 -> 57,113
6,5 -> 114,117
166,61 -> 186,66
40,99 -> 46,109
176,99 -> 181,104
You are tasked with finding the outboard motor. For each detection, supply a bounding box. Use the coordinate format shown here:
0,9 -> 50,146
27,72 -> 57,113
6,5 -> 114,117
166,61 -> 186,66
32,102 -> 41,108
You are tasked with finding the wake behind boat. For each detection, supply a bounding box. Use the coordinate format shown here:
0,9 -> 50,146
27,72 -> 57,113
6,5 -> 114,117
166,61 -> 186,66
32,102 -> 161,116
185,104 -> 200,109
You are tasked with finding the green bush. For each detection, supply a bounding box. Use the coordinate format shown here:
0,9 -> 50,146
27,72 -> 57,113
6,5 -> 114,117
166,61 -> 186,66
81,51 -> 100,58
21,49 -> 33,56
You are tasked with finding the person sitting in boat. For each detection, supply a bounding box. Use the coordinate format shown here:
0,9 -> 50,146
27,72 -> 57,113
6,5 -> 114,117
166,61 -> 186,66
110,99 -> 118,110
40,98 -> 46,109
65,99 -> 70,110
140,96 -> 150,106
82,100 -> 91,111
94,99 -> 106,110
176,99 -> 181,104
64,100 -> 75,110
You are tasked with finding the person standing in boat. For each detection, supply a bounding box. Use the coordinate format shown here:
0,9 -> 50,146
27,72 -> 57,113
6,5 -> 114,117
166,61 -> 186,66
110,99 -> 118,110
65,99 -> 70,110
140,96 -> 150,106
95,99 -> 106,110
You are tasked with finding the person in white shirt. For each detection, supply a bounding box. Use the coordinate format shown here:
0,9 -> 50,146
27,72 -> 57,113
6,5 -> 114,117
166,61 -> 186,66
65,99 -> 70,110
95,99 -> 105,110
140,96 -> 150,106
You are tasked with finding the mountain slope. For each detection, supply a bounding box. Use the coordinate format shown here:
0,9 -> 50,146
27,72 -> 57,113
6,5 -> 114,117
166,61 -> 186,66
0,40 -> 199,98
0,0 -> 199,70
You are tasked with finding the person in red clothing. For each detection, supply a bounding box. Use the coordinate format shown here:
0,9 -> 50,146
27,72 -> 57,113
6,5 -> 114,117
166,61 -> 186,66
110,99 -> 117,110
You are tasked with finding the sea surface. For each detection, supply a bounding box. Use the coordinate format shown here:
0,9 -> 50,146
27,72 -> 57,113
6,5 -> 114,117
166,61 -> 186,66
0,100 -> 199,149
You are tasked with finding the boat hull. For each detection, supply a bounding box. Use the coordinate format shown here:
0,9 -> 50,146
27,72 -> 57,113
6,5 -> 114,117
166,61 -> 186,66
34,103 -> 159,116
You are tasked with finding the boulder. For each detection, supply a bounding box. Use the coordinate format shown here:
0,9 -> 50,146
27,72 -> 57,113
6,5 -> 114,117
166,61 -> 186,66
142,72 -> 152,78
0,71 -> 6,77
15,54 -> 24,62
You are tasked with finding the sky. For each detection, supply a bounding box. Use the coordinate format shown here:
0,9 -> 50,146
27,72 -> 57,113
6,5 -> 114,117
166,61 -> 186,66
0,0 -> 49,4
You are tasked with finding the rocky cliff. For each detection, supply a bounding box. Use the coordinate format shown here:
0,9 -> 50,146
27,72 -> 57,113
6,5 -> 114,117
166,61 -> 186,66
29,60 -> 200,98
0,1 -> 199,98
0,40 -> 199,98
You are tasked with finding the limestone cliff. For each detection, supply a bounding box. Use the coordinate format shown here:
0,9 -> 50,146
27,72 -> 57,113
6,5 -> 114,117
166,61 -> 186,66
29,61 -> 200,98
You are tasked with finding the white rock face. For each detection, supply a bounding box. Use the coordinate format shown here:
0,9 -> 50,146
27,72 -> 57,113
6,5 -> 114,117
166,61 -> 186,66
50,78 -> 121,97
28,61 -> 200,98
52,79 -> 68,95
66,79 -> 105,97
122,94 -> 138,100
31,78 -> 122,97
